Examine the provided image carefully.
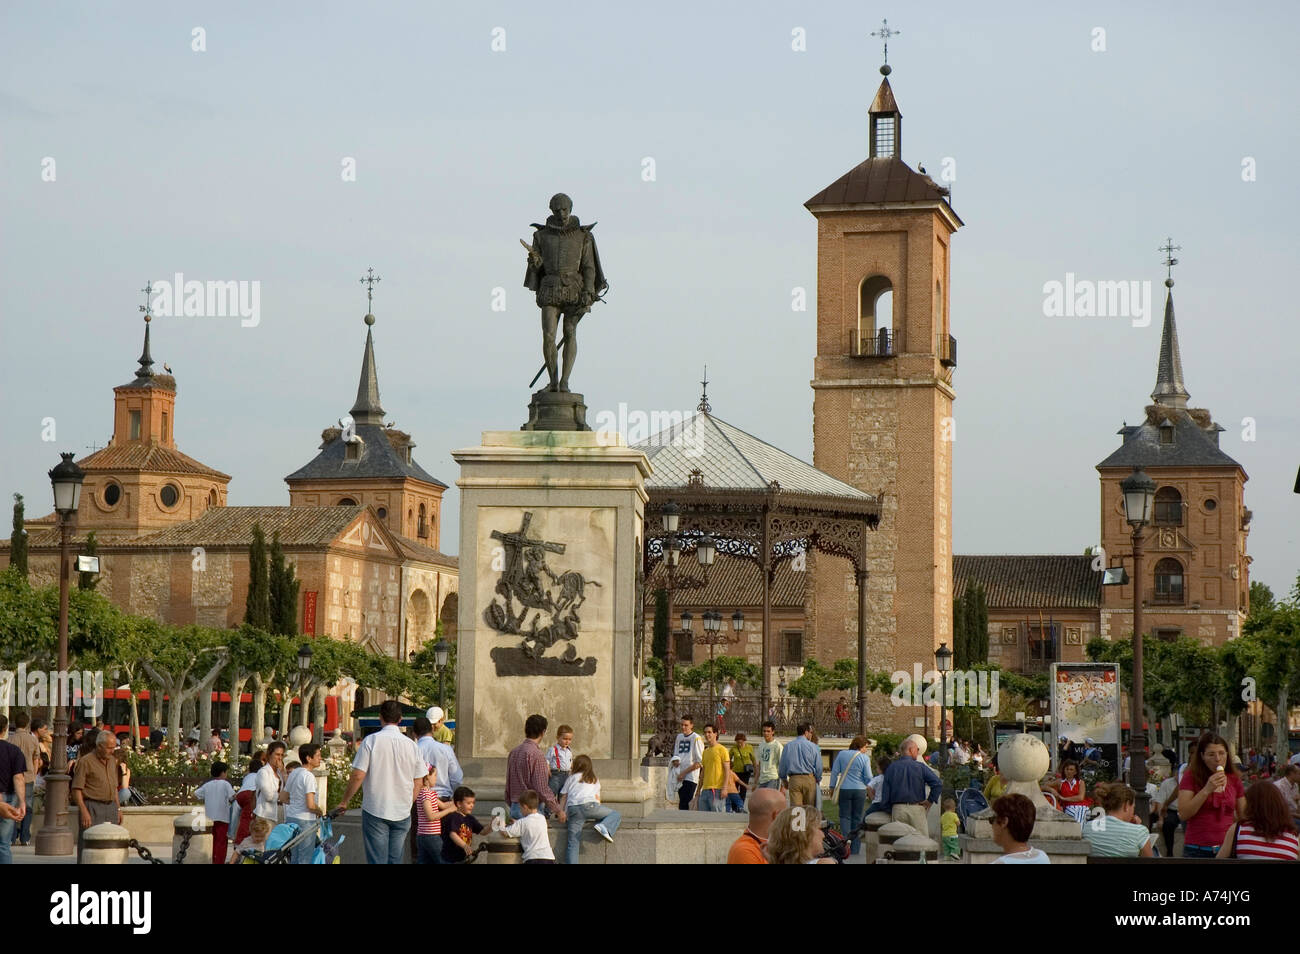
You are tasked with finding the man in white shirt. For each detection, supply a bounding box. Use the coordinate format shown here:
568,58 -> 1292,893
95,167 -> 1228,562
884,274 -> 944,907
255,741 -> 287,823
340,700 -> 427,864
672,716 -> 705,810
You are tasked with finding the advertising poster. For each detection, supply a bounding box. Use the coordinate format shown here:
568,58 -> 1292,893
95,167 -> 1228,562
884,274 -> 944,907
1050,662 -> 1121,775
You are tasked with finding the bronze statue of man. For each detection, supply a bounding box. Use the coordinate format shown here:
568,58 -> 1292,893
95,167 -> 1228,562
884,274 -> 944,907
523,193 -> 607,393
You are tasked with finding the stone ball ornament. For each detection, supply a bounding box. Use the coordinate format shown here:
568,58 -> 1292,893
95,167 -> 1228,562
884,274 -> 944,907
288,725 -> 313,747
998,733 -> 1050,783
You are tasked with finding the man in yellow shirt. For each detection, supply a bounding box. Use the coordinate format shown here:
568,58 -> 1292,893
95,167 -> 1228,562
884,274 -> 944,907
698,725 -> 730,813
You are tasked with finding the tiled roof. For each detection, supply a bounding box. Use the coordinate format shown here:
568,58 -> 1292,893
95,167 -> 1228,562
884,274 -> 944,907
635,412 -> 875,503
647,552 -> 805,608
394,535 -> 459,569
285,423 -> 447,487
1096,407 -> 1242,471
78,442 -> 230,480
805,157 -> 955,208
953,555 -> 1102,610
125,506 -> 367,548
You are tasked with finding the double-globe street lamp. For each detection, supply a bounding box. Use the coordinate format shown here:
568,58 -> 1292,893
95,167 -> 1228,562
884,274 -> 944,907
1120,465 -> 1156,824
659,501 -> 715,727
935,641 -> 953,767
35,453 -> 84,856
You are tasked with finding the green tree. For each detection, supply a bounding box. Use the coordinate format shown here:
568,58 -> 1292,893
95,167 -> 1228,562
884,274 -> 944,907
245,523 -> 270,630
1244,600 -> 1300,750
9,493 -> 27,578
78,531 -> 99,590
1249,581 -> 1275,615
677,655 -> 761,692
787,658 -> 893,699
953,594 -> 968,669
652,589 -> 668,662
268,531 -> 299,636
968,584 -> 989,663
140,624 -> 231,745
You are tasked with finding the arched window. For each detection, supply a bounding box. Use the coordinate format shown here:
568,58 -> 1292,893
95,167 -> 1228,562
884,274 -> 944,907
1154,558 -> 1184,605
1154,487 -> 1182,526
418,503 -> 428,539
857,276 -> 893,356
338,497 -> 356,507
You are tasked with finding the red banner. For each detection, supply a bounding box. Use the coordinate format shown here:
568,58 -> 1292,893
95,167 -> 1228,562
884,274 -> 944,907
303,591 -> 318,636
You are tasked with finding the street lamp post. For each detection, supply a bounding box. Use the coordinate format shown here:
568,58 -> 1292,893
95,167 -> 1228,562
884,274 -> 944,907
657,503 -> 712,728
777,666 -> 788,727
936,642 -> 953,767
1121,465 -> 1156,824
35,453 -> 84,856
433,638 -> 450,713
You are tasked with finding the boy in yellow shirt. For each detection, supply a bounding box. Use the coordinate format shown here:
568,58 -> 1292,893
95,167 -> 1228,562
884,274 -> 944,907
941,796 -> 961,858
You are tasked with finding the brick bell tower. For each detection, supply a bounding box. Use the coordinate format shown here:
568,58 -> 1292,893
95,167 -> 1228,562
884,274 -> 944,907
806,56 -> 963,733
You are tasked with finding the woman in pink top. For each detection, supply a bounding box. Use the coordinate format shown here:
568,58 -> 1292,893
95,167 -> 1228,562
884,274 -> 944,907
1216,781 -> 1299,861
1178,732 -> 1245,858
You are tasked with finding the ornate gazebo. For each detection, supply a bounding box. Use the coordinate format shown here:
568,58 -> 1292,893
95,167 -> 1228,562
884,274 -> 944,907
635,395 -> 880,737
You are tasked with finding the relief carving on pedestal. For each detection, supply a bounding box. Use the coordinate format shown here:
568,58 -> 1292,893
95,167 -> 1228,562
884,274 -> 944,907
483,512 -> 601,676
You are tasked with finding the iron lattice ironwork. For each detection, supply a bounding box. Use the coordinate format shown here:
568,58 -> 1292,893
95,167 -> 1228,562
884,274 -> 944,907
640,480 -> 880,743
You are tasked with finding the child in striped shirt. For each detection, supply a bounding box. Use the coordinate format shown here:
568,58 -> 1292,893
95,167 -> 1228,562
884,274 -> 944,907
416,763 -> 455,864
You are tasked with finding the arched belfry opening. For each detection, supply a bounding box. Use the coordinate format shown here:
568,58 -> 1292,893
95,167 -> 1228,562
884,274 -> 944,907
857,275 -> 893,356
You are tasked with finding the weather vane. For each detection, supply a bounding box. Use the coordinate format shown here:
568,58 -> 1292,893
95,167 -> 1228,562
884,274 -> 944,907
1159,238 -> 1181,284
871,18 -> 900,66
139,280 -> 154,320
698,365 -> 711,414
360,266 -> 382,312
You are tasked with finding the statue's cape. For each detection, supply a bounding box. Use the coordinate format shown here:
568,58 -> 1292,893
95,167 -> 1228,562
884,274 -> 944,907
524,218 -> 608,301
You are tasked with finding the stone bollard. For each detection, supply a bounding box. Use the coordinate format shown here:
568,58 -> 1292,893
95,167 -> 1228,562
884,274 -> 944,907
880,831 -> 940,864
484,838 -> 524,864
862,811 -> 891,863
877,820 -> 918,856
81,822 -> 133,864
173,814 -> 213,864
313,764 -> 331,813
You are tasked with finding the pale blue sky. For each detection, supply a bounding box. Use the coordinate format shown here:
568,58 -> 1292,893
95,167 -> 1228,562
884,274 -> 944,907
2,1 -> 1296,593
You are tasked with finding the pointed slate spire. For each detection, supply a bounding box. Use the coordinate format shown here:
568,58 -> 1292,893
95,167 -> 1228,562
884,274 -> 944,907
1150,281 -> 1189,408
135,314 -> 155,380
350,313 -> 386,426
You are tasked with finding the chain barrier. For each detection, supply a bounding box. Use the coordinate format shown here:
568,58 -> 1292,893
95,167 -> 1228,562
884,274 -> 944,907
126,839 -> 165,865
125,828 -> 195,865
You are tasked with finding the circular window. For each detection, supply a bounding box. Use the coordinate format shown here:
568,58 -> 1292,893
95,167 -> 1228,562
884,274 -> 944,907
377,507 -> 388,519
160,484 -> 180,507
1204,499 -> 1217,511
103,483 -> 122,507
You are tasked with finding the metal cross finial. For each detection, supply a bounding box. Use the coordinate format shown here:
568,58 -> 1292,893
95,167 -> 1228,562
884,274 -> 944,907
139,280 -> 154,319
360,267 -> 382,312
698,365 -> 711,414
1159,237 -> 1181,283
872,18 -> 899,65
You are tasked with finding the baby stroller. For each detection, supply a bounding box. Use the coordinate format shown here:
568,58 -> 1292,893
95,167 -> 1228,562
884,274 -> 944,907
957,785 -> 989,830
820,819 -> 852,863
237,808 -> 347,864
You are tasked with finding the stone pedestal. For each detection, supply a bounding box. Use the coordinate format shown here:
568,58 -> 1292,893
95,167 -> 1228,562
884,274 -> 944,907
523,390 -> 590,431
454,430 -> 653,813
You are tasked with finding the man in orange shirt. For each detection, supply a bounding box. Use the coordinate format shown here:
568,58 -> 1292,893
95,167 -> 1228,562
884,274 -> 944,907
726,788 -> 785,864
